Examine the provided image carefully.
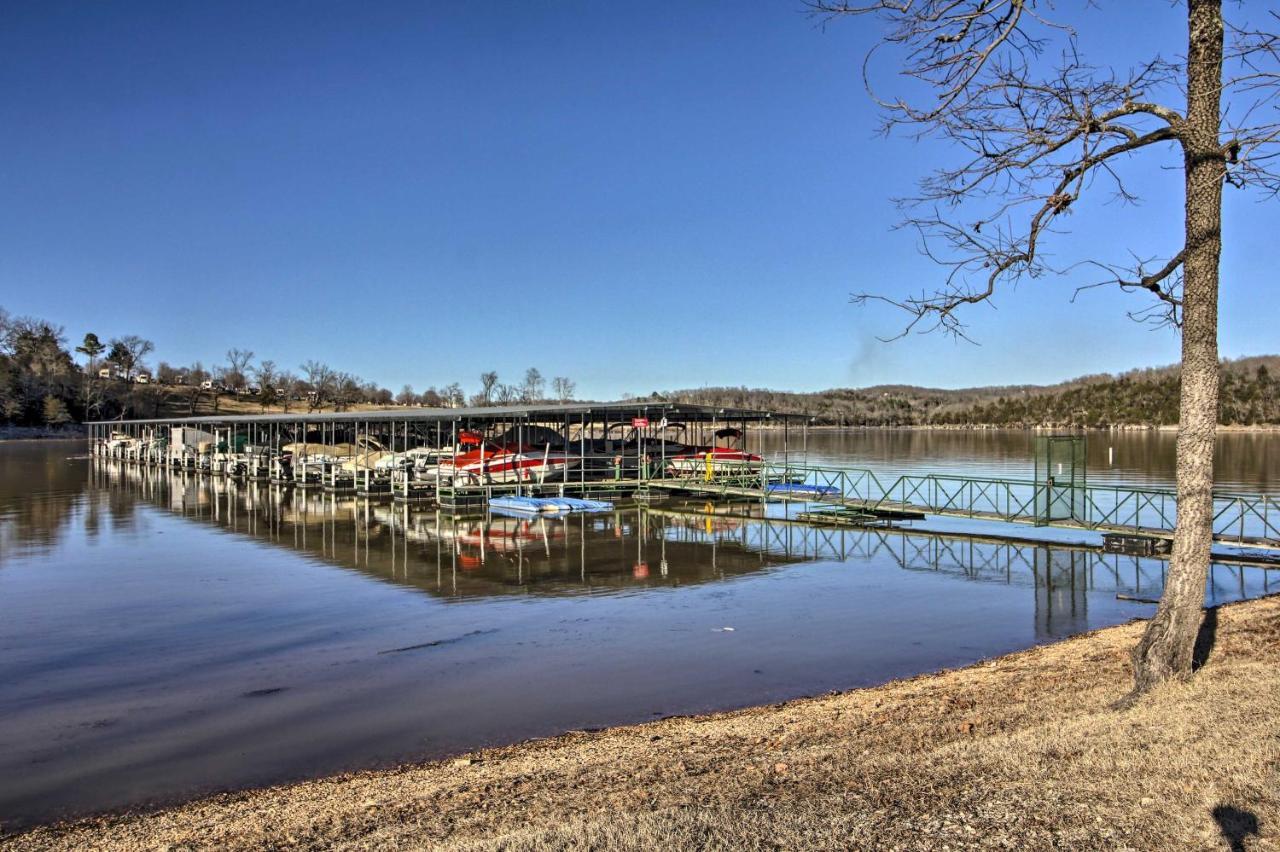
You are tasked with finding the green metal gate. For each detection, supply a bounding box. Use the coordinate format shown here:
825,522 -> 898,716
1034,435 -> 1086,525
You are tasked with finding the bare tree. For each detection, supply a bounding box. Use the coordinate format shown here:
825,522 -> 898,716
185,361 -> 210,415
224,348 -> 255,393
301,360 -> 335,411
397,384 -> 418,406
552,376 -> 576,402
188,361 -> 210,387
442,382 -> 465,408
253,360 -> 278,412
331,372 -> 362,412
479,371 -> 499,405
522,367 -> 545,403
254,359 -> 276,385
155,362 -> 182,385
277,370 -> 298,413
817,0 -> 1279,697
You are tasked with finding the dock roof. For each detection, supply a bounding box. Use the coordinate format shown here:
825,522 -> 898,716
90,401 -> 806,427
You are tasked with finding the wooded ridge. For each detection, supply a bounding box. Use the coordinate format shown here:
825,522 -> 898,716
653,356 -> 1280,428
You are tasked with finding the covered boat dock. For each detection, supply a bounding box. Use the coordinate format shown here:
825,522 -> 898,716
89,401 -> 809,510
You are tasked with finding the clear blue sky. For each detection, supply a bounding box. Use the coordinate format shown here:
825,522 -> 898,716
1,1 -> 1274,398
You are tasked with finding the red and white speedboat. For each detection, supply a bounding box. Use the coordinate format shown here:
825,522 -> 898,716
422,432 -> 581,485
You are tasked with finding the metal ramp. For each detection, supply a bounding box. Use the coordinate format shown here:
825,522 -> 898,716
650,460 -> 1280,550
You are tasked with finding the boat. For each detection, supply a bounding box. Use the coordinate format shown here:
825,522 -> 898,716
489,496 -> 569,514
283,434 -> 384,464
663,428 -> 764,477
103,430 -> 139,455
424,430 -> 581,485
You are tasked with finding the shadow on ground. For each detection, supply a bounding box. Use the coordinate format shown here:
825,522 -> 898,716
1213,804 -> 1260,851
1193,607 -> 1220,671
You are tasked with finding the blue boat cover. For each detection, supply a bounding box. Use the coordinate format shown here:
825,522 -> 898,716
489,495 -> 614,514
766,483 -> 841,497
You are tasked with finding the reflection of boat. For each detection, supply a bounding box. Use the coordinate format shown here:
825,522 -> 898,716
426,515 -> 566,557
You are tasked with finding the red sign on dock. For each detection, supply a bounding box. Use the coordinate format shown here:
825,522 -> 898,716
632,417 -> 649,428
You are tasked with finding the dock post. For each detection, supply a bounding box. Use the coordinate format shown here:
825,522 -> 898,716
760,454 -> 767,504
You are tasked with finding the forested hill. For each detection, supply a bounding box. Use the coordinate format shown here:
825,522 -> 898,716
658,356 -> 1280,428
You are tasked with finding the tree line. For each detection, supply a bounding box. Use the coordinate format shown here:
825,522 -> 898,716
648,356 -> 1280,428
0,307 -> 581,427
10,303 -> 1274,430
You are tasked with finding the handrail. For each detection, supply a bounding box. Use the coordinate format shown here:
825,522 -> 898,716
665,460 -> 1279,542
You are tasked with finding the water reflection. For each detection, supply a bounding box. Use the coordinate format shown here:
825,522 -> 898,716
91,456 -> 1272,632
761,429 -> 1280,492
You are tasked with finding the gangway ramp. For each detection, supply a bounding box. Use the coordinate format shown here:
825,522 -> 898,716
650,462 -> 1280,550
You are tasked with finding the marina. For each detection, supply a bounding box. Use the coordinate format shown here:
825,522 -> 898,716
6,0 -> 1278,844
88,402 -> 786,509
88,403 -> 1280,558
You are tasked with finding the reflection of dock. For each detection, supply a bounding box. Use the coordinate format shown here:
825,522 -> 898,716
94,461 -> 1276,611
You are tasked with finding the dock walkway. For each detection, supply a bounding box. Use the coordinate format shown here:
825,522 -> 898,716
650,461 -> 1280,550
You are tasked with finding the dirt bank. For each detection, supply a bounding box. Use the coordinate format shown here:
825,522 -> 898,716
6,596 -> 1278,851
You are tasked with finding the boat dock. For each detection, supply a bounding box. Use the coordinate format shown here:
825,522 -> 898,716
88,402 -> 794,511
650,463 -> 1280,550
87,403 -> 1280,554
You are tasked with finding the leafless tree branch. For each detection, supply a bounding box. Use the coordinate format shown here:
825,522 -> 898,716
813,1 -> 1278,338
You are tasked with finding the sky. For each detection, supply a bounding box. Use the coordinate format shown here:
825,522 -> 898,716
1,1 -> 1276,399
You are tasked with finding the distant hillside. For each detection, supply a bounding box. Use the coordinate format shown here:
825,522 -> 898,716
656,356 -> 1280,428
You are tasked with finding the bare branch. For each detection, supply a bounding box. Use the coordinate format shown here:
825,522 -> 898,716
825,2 -> 1277,339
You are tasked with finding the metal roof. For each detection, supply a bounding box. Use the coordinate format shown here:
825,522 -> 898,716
89,400 -> 806,427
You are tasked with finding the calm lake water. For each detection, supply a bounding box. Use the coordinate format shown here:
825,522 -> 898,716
759,428 -> 1279,491
1,433 -> 1275,829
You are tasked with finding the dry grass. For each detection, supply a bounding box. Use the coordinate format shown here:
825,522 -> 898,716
6,596 -> 1279,851
158,388 -> 400,418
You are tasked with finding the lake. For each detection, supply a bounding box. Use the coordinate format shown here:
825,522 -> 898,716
1,433 -> 1275,829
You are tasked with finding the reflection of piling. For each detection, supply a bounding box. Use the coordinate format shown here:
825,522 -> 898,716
1033,546 -> 1090,640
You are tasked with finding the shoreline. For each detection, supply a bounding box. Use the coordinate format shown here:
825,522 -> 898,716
6,595 -> 1277,850
0,427 -> 86,442
781,423 -> 1280,432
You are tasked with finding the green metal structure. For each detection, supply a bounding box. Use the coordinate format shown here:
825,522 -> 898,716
1034,434 -> 1087,525
652,459 -> 1280,549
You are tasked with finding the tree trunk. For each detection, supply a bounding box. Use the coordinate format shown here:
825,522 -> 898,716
1130,0 -> 1224,695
